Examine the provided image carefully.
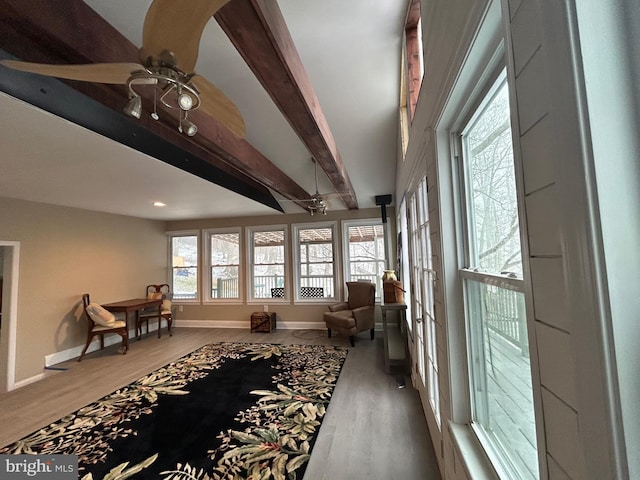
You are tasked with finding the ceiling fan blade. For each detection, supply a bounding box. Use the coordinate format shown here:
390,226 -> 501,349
321,192 -> 347,199
142,0 -> 231,72
191,75 -> 246,138
0,60 -> 145,84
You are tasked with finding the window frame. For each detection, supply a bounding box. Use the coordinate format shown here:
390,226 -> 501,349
403,0 -> 423,122
292,221 -> 339,304
246,224 -> 289,304
203,227 -> 242,304
167,230 -> 200,304
341,218 -> 387,302
454,69 -> 538,480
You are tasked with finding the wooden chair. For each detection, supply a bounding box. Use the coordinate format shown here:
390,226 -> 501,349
78,293 -> 128,361
137,284 -> 173,339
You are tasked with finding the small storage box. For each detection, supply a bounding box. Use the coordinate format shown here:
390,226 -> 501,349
383,281 -> 405,304
251,312 -> 276,333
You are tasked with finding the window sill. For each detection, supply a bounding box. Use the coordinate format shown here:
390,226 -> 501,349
448,422 -> 500,480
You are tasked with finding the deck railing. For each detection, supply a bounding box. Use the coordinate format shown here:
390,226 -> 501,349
482,284 -> 528,354
211,277 -> 240,298
206,274 -> 381,300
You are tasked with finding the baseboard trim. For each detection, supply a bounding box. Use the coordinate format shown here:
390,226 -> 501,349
11,372 -> 45,391
43,320 -> 328,369
44,326 -> 142,367
175,319 -> 326,330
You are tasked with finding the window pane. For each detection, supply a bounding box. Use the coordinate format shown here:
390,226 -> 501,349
463,80 -> 522,277
210,233 -> 239,264
172,236 -> 197,267
209,232 -> 240,300
211,266 -> 239,299
171,235 -> 198,300
251,228 -> 286,300
255,245 -> 285,264
466,280 -> 537,479
253,265 -> 285,299
296,226 -> 335,299
346,223 -> 386,294
307,243 -> 333,260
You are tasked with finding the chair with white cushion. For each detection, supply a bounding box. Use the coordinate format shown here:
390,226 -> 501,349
137,284 -> 173,339
79,293 -> 128,361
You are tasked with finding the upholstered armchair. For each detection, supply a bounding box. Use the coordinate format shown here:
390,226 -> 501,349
323,281 -> 376,346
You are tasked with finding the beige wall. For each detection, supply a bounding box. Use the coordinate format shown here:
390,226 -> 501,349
166,207 -> 394,327
0,197 -> 393,386
0,197 -> 166,384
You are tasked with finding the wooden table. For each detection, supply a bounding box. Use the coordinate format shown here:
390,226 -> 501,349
380,302 -> 409,374
102,298 -> 163,340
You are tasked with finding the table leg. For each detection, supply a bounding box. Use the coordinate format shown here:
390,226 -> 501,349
382,308 -> 390,373
136,310 -> 142,341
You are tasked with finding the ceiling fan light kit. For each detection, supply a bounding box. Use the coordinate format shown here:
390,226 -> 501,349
123,61 -> 202,137
0,0 -> 246,139
308,197 -> 327,216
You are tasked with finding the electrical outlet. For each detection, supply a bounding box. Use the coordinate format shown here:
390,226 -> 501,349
263,304 -> 268,312
179,305 -> 184,312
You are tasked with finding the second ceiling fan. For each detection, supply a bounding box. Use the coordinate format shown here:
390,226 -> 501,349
291,158 -> 345,215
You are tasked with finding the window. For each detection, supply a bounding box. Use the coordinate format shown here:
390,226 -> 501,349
458,72 -> 538,479
397,197 -> 413,334
205,228 -> 241,302
409,177 -> 440,427
404,0 -> 423,122
342,220 -> 386,299
399,0 -> 423,156
293,223 -> 338,301
168,231 -> 199,301
248,226 -> 288,301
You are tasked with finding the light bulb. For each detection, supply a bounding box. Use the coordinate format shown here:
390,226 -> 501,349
178,93 -> 194,110
123,96 -> 142,119
182,119 -> 197,136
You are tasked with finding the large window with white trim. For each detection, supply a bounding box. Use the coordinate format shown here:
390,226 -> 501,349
168,231 -> 199,301
342,220 -> 386,299
205,228 -> 241,302
458,71 -> 538,480
248,226 -> 288,301
293,223 -> 338,301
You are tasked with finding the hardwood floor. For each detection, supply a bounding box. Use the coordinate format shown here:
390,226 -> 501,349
0,327 -> 442,479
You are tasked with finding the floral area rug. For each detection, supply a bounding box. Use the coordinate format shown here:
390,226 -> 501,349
0,342 -> 348,479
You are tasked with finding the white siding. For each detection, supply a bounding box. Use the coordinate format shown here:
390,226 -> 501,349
397,0 -> 635,478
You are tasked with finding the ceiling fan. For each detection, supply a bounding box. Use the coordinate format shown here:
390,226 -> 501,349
0,0 -> 245,138
292,158 -> 345,215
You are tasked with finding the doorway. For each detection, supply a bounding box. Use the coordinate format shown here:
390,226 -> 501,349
0,241 -> 19,392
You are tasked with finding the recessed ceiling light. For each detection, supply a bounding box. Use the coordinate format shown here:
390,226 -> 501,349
153,201 -> 166,207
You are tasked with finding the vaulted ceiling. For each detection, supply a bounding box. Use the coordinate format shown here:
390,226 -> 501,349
0,0 -> 406,220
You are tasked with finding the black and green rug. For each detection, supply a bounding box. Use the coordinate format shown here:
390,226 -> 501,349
1,342 -> 348,479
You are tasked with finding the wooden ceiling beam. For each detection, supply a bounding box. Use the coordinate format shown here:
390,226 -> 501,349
0,0 -> 312,211
215,0 -> 359,210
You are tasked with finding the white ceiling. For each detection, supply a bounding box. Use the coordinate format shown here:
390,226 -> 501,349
0,0 -> 406,221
